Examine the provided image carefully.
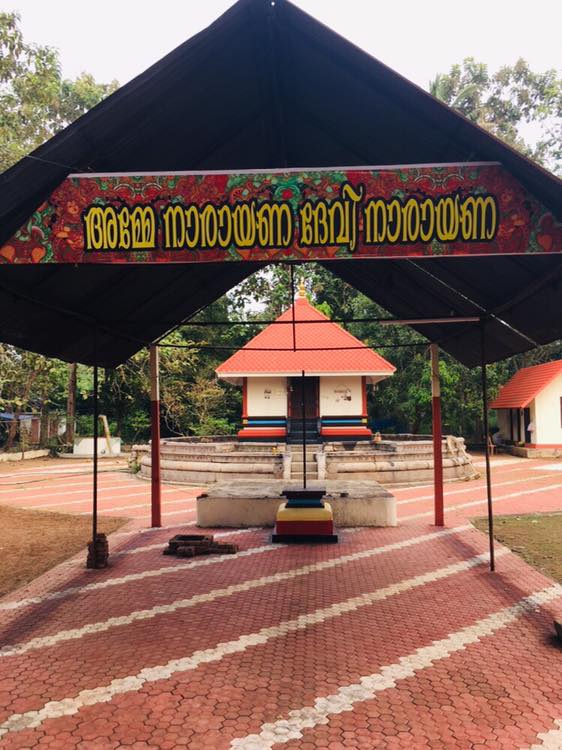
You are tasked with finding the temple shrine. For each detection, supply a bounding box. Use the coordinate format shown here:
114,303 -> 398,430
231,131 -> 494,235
216,284 -> 396,442
490,359 -> 562,457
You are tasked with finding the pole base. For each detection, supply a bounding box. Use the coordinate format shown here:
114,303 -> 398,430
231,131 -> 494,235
87,533 -> 109,568
271,501 -> 338,544
272,533 -> 339,544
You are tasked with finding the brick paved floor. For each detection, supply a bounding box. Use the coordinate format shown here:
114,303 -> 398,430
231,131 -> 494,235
0,456 -> 560,749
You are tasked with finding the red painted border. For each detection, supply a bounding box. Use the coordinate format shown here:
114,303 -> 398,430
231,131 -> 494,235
320,427 -> 371,437
275,520 -> 335,536
524,443 -> 562,448
238,428 -> 286,438
242,378 -> 248,419
361,376 -> 367,417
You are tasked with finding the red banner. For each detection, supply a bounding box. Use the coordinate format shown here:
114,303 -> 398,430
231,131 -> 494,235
1,163 -> 560,264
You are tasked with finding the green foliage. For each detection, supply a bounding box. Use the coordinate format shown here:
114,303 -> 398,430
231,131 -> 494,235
0,13 -> 120,449
0,12 -> 118,172
190,417 -> 236,437
1,18 -> 561,447
430,57 -> 562,175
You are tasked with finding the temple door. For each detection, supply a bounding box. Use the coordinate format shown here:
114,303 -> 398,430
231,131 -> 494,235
289,377 -> 319,419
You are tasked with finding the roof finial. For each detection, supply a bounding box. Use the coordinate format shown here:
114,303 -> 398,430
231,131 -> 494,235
298,280 -> 306,298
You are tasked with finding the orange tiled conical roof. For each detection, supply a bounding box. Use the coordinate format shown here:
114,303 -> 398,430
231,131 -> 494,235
490,359 -> 562,409
216,296 -> 395,377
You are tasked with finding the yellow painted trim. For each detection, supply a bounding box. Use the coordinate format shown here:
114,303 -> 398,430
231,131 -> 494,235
276,502 -> 333,522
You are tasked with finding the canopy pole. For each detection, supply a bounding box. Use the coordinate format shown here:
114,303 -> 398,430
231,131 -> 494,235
301,370 -> 307,489
150,344 -> 162,528
91,328 -> 99,566
480,321 -> 495,572
289,264 -> 297,351
431,343 -> 444,526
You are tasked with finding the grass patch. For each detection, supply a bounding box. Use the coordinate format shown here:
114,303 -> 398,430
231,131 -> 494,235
473,512 -> 562,584
0,506 -> 127,598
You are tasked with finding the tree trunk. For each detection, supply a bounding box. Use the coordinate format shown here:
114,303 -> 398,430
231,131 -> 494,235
39,405 -> 49,447
5,413 -> 19,451
65,363 -> 77,445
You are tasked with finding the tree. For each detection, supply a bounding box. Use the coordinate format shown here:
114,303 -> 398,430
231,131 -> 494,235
0,12 -> 118,171
430,58 -> 562,175
2,20 -> 561,445
0,13 -> 119,448
64,363 -> 77,444
0,344 -> 67,448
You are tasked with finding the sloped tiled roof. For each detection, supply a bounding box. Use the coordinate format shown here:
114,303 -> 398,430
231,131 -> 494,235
216,297 -> 396,376
489,360 -> 562,409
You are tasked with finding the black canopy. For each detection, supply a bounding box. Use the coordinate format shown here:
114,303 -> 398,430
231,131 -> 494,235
1,0 -> 561,367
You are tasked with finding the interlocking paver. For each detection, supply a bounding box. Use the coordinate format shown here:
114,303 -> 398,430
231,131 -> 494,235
0,456 -> 561,748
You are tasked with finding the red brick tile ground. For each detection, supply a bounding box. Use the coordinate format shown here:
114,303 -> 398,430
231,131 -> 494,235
0,455 -> 560,749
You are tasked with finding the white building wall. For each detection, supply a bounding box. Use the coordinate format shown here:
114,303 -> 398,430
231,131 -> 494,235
496,410 -> 511,439
247,377 -> 288,417
532,373 -> 562,445
319,376 -> 363,416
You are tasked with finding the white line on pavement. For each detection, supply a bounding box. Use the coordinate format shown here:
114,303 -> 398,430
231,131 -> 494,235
1,534 -> 490,660
109,519 -> 209,540
0,464 -> 123,480
401,482 -> 562,521
396,473 -> 556,506
161,508 -> 197,518
0,543 -> 507,737
472,457 -> 522,467
0,475 -> 133,495
0,525 -> 470,613
77,497 -> 197,514
526,720 -> 562,749
109,527 -> 261,559
6,483 -> 188,506
393,461 -> 559,498
58,528 -> 261,566
229,583 -> 562,749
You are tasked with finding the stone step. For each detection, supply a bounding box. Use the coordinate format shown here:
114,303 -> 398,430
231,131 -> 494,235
288,444 -> 321,450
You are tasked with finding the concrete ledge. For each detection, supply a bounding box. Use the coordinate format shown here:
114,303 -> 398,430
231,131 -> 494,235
0,449 -> 50,462
139,454 -> 282,484
196,479 -> 397,528
507,445 -> 562,459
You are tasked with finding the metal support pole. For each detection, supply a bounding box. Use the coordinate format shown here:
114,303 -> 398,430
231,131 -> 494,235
290,264 -> 297,352
301,369 -> 307,489
480,322 -> 495,572
430,344 -> 444,526
92,328 -> 99,565
150,344 -> 162,528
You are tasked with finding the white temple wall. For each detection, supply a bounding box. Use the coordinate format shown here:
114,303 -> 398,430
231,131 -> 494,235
319,376 -> 363,416
533,374 -> 562,445
247,377 -> 288,416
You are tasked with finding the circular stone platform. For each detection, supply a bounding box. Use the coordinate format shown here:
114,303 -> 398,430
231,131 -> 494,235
196,479 -> 397,528
132,435 -> 477,488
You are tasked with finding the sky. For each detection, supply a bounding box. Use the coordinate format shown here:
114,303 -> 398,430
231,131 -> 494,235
8,0 -> 562,91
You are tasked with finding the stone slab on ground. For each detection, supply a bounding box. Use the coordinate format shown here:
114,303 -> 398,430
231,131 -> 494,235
197,479 -> 397,527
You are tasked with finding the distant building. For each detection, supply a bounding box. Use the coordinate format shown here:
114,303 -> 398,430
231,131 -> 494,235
216,285 -> 395,442
490,359 -> 562,453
